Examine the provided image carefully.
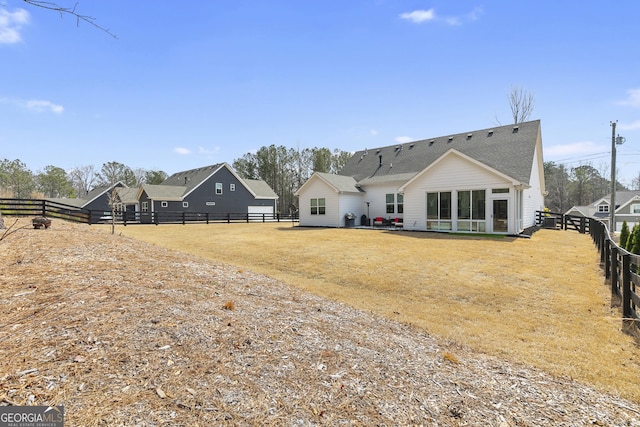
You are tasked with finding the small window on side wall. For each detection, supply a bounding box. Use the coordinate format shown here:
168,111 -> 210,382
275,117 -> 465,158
230,183 -> 236,191
183,201 -> 189,208
215,183 -> 223,195
161,201 -> 168,208
310,198 -> 326,215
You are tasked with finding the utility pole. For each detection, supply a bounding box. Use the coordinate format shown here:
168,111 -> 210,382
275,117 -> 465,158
611,121 -> 617,233
610,121 -> 626,233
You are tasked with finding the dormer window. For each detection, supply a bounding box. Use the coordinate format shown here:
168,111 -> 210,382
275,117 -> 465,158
598,204 -> 609,213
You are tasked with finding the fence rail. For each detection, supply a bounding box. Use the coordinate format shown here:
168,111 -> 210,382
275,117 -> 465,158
0,198 -> 298,226
536,210 -> 640,336
0,198 -> 89,224
534,210 -> 590,233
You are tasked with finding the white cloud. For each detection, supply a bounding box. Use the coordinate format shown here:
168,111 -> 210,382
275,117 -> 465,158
617,89 -> 640,108
400,7 -> 482,26
26,99 -> 64,114
0,8 -> 30,44
198,146 -> 221,155
399,9 -> 435,23
395,136 -> 414,144
619,120 -> 640,131
174,147 -> 192,155
544,141 -> 604,158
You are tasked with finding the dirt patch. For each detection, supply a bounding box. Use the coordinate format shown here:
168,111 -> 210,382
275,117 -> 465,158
1,219 -> 640,426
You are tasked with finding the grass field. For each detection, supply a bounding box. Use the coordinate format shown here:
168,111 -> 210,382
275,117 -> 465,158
106,223 -> 640,402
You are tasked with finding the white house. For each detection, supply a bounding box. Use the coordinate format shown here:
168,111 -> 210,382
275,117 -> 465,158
295,120 -> 545,235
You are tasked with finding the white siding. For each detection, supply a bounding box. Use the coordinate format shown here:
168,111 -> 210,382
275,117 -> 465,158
522,139 -> 545,229
297,177 -> 341,227
402,153 -> 514,232
359,184 -> 403,220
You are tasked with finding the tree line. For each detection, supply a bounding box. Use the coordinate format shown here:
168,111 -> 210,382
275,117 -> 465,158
1,154 -> 634,215
0,159 -> 168,199
0,144 -> 351,215
544,161 -> 631,213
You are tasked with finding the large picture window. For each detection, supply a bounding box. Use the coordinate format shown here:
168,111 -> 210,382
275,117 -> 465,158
311,198 -> 325,215
427,191 -> 451,231
457,190 -> 486,232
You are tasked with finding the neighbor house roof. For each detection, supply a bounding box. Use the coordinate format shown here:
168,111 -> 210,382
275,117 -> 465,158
161,163 -> 225,194
244,179 -> 279,199
140,184 -> 187,201
339,120 -> 541,186
114,187 -> 139,205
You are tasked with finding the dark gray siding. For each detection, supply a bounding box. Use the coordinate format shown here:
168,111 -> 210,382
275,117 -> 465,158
182,167 -> 269,213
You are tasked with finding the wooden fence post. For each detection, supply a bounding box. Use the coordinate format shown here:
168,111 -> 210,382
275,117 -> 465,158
611,245 -> 619,296
605,240 -> 611,279
622,253 -> 632,319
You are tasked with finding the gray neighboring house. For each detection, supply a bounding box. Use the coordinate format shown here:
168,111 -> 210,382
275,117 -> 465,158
137,163 -> 278,223
49,182 -> 126,220
565,191 -> 640,232
295,120 -> 545,234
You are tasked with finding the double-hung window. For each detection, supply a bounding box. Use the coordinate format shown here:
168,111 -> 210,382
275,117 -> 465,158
311,198 -> 325,215
215,183 -> 223,195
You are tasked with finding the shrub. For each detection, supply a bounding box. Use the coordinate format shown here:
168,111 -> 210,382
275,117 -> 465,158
620,221 -> 630,251
629,225 -> 640,255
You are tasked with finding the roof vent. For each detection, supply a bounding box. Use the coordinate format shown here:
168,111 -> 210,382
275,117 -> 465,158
429,139 -> 435,146
466,133 -> 473,140
409,143 -> 415,149
512,126 -> 519,133
447,136 -> 454,142
487,130 -> 494,137
376,149 -> 381,154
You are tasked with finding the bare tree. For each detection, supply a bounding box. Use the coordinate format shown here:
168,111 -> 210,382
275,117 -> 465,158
509,86 -> 535,124
22,1 -> 116,38
68,165 -> 97,197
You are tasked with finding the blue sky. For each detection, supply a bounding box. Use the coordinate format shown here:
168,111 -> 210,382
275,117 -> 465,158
1,1 -> 640,186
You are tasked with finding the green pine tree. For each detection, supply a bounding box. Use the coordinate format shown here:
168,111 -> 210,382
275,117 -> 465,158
630,225 -> 640,255
619,221 -> 630,251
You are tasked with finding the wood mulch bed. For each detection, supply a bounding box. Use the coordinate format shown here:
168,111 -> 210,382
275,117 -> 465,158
1,218 -> 640,426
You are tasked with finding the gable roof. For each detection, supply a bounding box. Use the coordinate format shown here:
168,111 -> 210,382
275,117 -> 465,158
294,172 -> 360,196
400,148 -> 528,192
161,163 -> 225,196
339,120 -> 541,185
594,191 -> 640,209
138,184 -> 186,201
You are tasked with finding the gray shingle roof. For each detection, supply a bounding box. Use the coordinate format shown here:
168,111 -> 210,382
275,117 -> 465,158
141,184 -> 187,200
244,179 -> 278,199
339,120 -> 541,184
161,163 -> 224,193
315,172 -> 361,193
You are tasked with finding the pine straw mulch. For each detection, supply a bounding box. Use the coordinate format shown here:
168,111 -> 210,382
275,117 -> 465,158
1,218 -> 640,426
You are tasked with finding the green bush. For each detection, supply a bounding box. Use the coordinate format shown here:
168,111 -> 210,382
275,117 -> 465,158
629,224 -> 640,255
620,221 -> 630,251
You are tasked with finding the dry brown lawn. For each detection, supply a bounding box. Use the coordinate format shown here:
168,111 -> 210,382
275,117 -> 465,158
3,218 -> 640,425
111,222 -> 640,402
